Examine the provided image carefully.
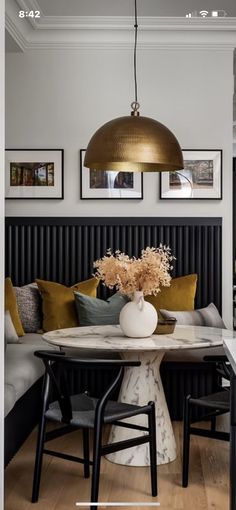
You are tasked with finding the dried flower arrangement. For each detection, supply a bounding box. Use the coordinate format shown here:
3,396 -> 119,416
93,246 -> 174,298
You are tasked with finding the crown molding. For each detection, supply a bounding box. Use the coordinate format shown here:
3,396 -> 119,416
6,0 -> 236,52
5,0 -> 31,51
5,14 -> 26,51
20,42 -> 236,52
36,17 -> 236,32
13,8 -> 236,31
15,0 -> 43,28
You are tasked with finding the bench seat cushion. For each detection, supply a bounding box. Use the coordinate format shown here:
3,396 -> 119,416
4,333 -> 53,416
4,333 -> 121,417
4,330 -> 225,418
4,384 -> 16,417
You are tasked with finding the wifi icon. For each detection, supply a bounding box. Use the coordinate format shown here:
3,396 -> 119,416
199,10 -> 209,17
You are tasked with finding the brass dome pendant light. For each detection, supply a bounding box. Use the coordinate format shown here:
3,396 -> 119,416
84,0 -> 183,173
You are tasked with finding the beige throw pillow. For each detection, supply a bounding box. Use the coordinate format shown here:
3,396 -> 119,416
5,310 -> 20,344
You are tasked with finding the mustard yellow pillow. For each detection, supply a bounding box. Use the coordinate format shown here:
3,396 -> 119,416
36,278 -> 99,332
145,274 -> 197,312
5,277 -> 25,336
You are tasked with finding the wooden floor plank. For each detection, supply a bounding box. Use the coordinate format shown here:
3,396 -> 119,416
4,420 -> 229,510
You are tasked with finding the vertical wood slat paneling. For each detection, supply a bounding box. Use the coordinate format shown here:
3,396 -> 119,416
161,362 -> 220,420
32,226 -> 38,282
183,226 -> 189,275
14,226 -> 19,285
51,226 -> 57,282
26,226 -> 32,284
70,226 -> 76,285
5,218 -> 222,311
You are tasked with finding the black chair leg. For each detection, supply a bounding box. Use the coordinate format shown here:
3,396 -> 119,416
90,421 -> 102,510
31,415 -> 47,502
211,415 -> 217,431
83,428 -> 90,479
148,402 -> 158,497
182,395 -> 191,488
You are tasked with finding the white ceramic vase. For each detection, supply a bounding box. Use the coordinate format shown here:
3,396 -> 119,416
119,290 -> 158,338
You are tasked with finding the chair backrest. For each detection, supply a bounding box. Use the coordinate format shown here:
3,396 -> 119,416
34,350 -> 140,424
203,355 -> 232,382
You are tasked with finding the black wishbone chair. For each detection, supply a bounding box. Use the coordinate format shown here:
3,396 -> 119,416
182,355 -> 231,488
31,351 -> 157,509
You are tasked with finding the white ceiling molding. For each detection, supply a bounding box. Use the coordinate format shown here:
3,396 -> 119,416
6,0 -> 236,52
15,0 -> 41,28
5,0 -> 31,51
5,14 -> 26,51
32,17 -> 236,32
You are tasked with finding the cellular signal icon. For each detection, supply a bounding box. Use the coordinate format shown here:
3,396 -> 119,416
199,10 -> 209,17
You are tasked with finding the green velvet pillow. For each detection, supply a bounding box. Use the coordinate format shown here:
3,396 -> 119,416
74,292 -> 129,326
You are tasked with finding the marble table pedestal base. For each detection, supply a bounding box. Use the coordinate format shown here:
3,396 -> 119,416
106,351 -> 177,467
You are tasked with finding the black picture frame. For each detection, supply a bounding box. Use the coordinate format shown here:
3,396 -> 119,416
80,149 -> 143,200
5,149 -> 64,200
159,149 -> 222,200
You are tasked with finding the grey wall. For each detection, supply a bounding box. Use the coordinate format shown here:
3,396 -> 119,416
5,47 -> 234,325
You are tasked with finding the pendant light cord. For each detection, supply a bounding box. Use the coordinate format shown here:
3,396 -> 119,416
134,0 -> 138,104
131,0 -> 140,115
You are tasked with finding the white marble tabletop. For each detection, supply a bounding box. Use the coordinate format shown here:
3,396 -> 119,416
223,339 -> 236,374
43,324 -> 236,352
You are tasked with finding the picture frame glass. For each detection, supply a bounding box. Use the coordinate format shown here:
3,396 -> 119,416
160,150 -> 222,199
80,150 -> 143,199
5,150 -> 63,199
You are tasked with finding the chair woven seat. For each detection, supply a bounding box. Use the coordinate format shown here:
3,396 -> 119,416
32,351 -> 157,507
189,390 -> 229,411
46,393 -> 145,428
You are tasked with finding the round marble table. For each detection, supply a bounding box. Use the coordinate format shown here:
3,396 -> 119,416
43,324 -> 235,467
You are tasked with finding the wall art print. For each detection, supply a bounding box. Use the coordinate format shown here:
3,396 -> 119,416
5,149 -> 64,199
160,149 -> 222,200
80,149 -> 143,200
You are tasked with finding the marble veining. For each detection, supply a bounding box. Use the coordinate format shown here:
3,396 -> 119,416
44,324 -> 235,352
43,324 -> 236,467
106,351 -> 176,466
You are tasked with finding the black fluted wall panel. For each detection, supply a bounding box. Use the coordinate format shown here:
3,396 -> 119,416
160,361 -> 220,420
5,217 -> 222,311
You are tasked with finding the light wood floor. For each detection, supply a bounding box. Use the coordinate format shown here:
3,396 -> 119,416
4,419 -> 230,510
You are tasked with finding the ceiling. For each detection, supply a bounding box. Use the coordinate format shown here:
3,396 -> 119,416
36,0 -> 236,17
5,0 -> 236,59
5,0 -> 236,122
5,30 -> 22,52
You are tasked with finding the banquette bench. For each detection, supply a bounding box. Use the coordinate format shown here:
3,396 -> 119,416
4,216 -> 222,465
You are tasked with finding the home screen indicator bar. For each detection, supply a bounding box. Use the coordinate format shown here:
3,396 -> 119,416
76,503 -> 160,507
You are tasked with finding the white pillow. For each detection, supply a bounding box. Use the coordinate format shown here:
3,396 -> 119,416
5,310 -> 20,344
160,303 -> 226,329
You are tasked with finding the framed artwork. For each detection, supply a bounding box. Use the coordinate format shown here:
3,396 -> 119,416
80,149 -> 143,200
160,149 -> 222,200
5,149 -> 64,199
